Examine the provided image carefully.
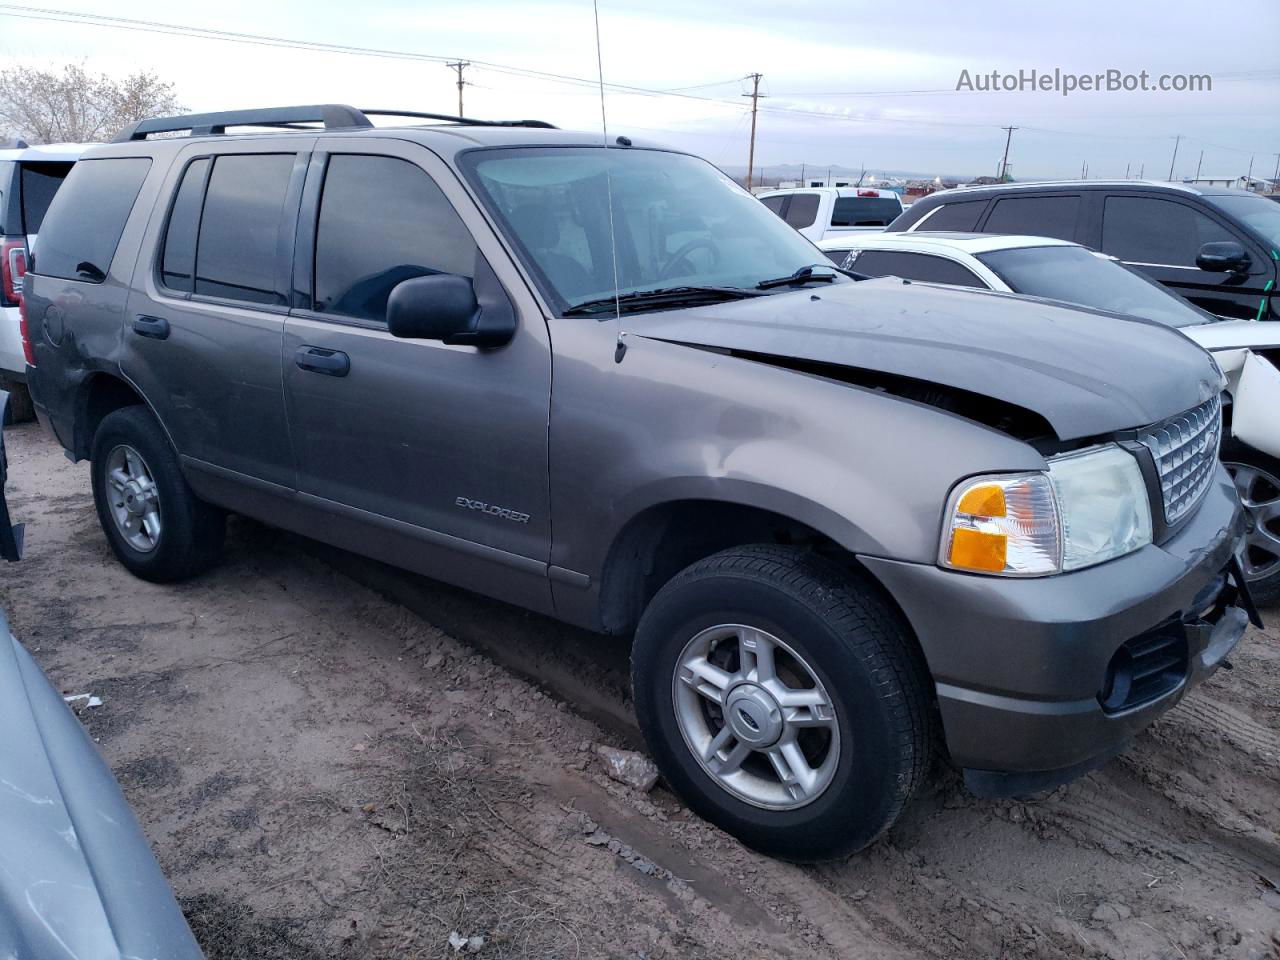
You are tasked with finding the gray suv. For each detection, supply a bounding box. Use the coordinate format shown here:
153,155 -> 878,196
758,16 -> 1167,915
24,106 -> 1256,860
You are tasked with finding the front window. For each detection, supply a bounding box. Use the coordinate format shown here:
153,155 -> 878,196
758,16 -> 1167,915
1208,194 -> 1280,250
976,245 -> 1217,328
462,147 -> 834,312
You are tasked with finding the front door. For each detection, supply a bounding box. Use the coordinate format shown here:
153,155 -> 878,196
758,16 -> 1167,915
281,138 -> 553,609
1098,193 -> 1271,321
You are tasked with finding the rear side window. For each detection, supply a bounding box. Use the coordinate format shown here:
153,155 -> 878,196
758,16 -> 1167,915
982,195 -> 1080,241
784,193 -> 820,228
160,157 -> 210,292
760,195 -> 787,217
20,162 -> 74,234
195,153 -> 295,305
1101,196 -> 1235,267
916,199 -> 987,231
849,249 -> 988,288
831,196 -> 901,227
31,157 -> 151,283
313,154 -> 476,323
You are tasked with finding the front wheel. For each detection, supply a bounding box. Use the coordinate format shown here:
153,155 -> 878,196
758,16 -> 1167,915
90,406 -> 225,582
1223,439 -> 1280,607
631,545 -> 933,861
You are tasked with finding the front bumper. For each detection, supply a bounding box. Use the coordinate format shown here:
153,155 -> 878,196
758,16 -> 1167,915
861,466 -> 1251,794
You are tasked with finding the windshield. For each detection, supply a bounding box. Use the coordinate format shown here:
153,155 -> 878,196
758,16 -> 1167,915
976,245 -> 1216,328
1208,194 -> 1280,250
462,147 -> 835,311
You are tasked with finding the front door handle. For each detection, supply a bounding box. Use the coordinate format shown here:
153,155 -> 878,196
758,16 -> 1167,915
132,316 -> 170,340
295,345 -> 350,377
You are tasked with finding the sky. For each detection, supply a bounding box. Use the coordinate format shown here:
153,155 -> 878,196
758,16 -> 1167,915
0,0 -> 1277,181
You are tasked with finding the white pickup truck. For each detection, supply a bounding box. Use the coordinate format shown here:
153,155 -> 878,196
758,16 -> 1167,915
756,186 -> 904,242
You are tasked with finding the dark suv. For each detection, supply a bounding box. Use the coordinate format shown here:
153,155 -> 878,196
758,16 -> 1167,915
889,180 -> 1280,322
22,106 -> 1254,860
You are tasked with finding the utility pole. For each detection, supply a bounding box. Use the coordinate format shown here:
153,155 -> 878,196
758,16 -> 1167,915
1081,160 -> 1088,179
1195,150 -> 1203,180
1139,162 -> 1144,178
743,73 -> 764,191
1273,153 -> 1280,189
1247,154 -> 1254,186
1168,134 -> 1182,181
447,61 -> 470,116
799,163 -> 805,186
1125,162 -> 1130,179
998,125 -> 1017,181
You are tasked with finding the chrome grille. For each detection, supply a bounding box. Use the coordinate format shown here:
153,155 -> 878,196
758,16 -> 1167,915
1136,396 -> 1222,524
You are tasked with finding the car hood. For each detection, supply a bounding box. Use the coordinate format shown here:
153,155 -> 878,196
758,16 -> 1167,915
0,613 -> 202,959
630,278 -> 1223,440
1184,319 -> 1280,352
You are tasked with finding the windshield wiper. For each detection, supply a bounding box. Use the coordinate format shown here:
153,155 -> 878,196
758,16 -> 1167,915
563,285 -> 766,318
756,263 -> 869,289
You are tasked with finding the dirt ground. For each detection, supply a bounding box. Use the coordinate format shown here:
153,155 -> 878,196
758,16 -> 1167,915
2,419 -> 1278,960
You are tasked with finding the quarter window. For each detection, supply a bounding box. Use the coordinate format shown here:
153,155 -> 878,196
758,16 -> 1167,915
760,195 -> 787,217
981,195 -> 1080,241
313,154 -> 476,323
1101,196 -> 1235,267
194,153 -> 295,305
29,157 -> 151,283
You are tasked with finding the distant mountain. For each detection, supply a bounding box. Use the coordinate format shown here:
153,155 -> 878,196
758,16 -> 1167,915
720,163 -> 981,183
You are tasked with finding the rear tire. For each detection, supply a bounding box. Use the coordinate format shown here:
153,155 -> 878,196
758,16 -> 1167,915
90,406 -> 224,582
632,545 -> 932,861
1222,439 -> 1280,607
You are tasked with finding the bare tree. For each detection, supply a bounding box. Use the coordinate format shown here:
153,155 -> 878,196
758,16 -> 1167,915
0,63 -> 183,144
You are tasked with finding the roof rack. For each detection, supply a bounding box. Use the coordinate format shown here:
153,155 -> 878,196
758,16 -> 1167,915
111,104 -> 556,143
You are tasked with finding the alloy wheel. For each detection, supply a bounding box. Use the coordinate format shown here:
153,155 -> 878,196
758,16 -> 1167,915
672,624 -> 840,810
105,444 -> 162,553
1225,460 -> 1280,582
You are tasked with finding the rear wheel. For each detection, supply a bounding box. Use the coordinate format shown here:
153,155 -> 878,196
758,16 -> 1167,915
632,545 -> 932,861
1223,440 -> 1280,607
90,406 -> 225,582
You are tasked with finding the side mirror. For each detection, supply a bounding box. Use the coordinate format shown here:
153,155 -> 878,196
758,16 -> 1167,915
1195,241 -> 1251,274
386,274 -> 512,347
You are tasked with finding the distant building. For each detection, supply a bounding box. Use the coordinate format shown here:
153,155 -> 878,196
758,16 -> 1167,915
1181,175 -> 1275,192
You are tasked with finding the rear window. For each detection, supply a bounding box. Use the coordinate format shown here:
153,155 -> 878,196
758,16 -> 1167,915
31,157 -> 151,283
850,249 -> 988,287
194,153 -> 295,305
831,196 -> 901,227
20,162 -> 74,234
760,196 -> 787,216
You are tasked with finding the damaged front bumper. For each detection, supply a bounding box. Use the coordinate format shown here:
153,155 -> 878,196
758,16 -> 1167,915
861,467 -> 1255,796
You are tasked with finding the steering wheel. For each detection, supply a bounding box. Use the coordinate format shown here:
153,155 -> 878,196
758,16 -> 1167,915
660,237 -> 721,280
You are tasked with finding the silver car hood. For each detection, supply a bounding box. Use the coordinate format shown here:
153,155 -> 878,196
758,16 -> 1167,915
0,614 -> 202,959
633,279 -> 1224,440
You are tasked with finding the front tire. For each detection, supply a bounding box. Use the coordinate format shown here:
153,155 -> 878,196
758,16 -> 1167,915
0,381 -> 35,424
1223,439 -> 1280,607
632,545 -> 932,861
90,406 -> 225,582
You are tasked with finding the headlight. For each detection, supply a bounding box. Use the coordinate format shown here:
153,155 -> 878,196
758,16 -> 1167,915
940,444 -> 1152,576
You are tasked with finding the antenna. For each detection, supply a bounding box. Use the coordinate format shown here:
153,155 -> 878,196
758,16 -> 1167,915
591,0 -> 625,360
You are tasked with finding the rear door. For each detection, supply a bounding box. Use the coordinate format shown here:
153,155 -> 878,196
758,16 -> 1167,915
1096,192 -> 1270,320
281,137 -> 554,611
121,141 -> 310,489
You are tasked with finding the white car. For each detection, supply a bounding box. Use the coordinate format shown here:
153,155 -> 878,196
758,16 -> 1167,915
757,186 -> 903,242
0,140 -> 92,422
819,231 -> 1280,603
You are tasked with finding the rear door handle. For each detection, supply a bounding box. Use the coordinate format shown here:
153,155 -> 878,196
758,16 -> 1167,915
295,345 -> 350,377
132,316 -> 170,340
